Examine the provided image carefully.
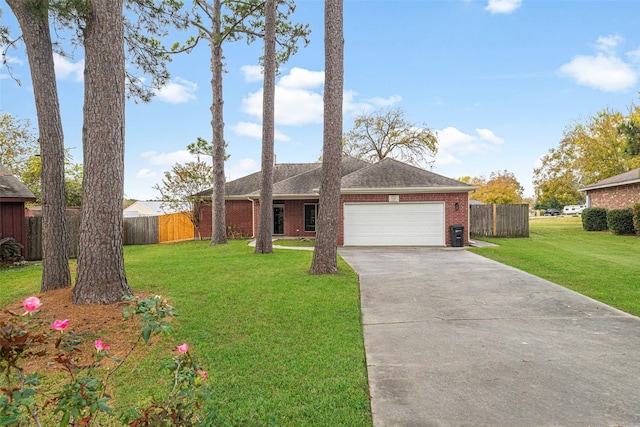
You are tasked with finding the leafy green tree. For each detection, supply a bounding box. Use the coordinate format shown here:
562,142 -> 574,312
618,120 -> 640,157
64,162 -> 83,207
533,132 -> 584,209
533,106 -> 640,209
19,150 -> 83,206
187,136 -> 229,160
343,107 -> 438,168
471,170 -> 524,205
153,159 -> 214,240
0,113 -> 38,175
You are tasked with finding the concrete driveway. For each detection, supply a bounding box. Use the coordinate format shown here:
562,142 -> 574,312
338,247 -> 640,427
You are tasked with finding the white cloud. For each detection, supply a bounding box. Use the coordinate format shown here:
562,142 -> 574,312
595,35 -> 623,54
241,85 -> 324,126
626,48 -> 640,64
227,158 -> 259,181
368,95 -> 403,108
559,35 -> 638,92
476,128 -> 505,145
53,53 -> 84,82
558,54 -> 637,92
141,150 -> 198,165
241,65 -> 263,83
154,77 -> 197,104
435,127 -> 504,165
136,168 -> 158,180
485,0 -> 522,14
277,67 -> 324,89
343,91 -> 403,115
231,121 -> 291,142
241,66 -> 402,126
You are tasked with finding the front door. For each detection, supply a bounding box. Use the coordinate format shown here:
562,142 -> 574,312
273,204 -> 285,235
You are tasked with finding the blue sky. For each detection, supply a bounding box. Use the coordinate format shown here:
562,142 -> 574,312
3,0 -> 640,200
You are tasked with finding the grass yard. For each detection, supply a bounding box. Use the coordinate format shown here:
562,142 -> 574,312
1,240 -> 372,426
470,216 -> 640,317
272,238 -> 315,247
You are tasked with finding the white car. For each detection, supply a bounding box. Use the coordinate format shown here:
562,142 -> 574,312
562,205 -> 585,215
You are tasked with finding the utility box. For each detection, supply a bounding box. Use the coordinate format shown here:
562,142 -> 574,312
449,225 -> 464,247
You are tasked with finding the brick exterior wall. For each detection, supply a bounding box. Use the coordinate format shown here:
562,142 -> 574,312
587,183 -> 640,210
199,192 -> 471,246
198,200 -> 254,238
338,193 -> 470,246
252,199 -> 319,238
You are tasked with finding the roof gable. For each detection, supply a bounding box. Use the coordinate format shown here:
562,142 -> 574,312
0,163 -> 36,201
265,157 -> 371,196
340,158 -> 474,192
580,168 -> 640,191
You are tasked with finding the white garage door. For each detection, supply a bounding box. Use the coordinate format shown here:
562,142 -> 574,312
343,202 -> 445,246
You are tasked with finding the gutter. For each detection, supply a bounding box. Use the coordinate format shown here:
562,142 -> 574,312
336,186 -> 477,194
248,197 -> 255,238
578,179 -> 640,192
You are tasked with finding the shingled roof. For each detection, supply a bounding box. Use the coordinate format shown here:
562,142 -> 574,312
340,158 -> 475,193
199,157 -> 473,199
579,168 -> 640,191
251,157 -> 370,197
0,163 -> 36,202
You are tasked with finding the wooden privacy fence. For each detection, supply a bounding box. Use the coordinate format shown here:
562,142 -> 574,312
157,212 -> 195,243
25,213 -> 194,260
123,216 -> 159,245
25,216 -> 81,261
470,204 -> 529,238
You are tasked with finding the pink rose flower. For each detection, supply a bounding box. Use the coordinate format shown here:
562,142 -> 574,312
198,369 -> 207,380
23,296 -> 42,312
51,319 -> 70,331
95,339 -> 110,351
177,343 -> 189,353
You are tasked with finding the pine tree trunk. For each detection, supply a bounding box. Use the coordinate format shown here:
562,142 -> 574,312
74,0 -> 132,304
210,0 -> 227,245
254,0 -> 277,255
7,0 -> 71,291
310,0 -> 344,274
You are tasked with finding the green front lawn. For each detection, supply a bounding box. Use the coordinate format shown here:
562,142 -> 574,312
272,238 -> 315,247
470,216 -> 640,316
1,240 -> 372,426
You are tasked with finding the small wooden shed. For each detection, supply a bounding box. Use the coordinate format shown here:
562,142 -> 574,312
0,163 -> 36,257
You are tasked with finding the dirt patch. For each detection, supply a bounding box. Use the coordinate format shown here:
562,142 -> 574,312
0,288 -> 154,374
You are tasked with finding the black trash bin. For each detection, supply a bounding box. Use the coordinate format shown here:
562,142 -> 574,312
449,225 -> 464,247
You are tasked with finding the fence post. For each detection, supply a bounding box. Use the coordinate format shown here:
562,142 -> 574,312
492,204 -> 497,237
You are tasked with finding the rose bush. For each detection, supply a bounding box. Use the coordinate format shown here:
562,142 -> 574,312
0,295 -> 211,426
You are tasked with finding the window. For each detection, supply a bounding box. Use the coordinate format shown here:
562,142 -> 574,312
304,204 -> 318,232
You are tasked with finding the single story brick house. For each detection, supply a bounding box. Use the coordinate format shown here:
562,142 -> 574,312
0,163 -> 36,257
579,168 -> 640,210
197,157 -> 475,246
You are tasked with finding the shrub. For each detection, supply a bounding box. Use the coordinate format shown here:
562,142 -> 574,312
606,208 -> 635,235
0,236 -> 24,263
632,203 -> 640,236
581,207 -> 608,231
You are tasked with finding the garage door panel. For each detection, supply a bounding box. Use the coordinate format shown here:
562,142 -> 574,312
344,203 -> 444,246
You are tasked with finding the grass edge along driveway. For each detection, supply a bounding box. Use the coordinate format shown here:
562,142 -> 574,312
1,240 -> 373,426
470,216 -> 640,317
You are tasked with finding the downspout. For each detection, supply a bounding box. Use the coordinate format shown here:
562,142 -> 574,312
248,197 -> 256,237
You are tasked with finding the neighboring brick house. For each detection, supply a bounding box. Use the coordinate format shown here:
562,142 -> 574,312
579,168 -> 640,210
0,163 -> 36,257
198,157 -> 475,247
